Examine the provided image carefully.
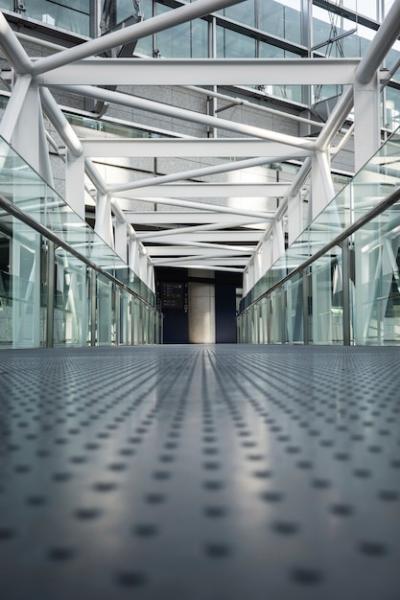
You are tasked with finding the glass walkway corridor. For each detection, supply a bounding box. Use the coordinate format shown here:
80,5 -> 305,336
1,0 -> 400,598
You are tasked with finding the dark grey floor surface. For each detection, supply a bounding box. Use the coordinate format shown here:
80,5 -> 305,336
0,344 -> 399,599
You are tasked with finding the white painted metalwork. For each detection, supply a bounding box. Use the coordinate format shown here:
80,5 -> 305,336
0,0 -> 399,283
38,58 -> 361,87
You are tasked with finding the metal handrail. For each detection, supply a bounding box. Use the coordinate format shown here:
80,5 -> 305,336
239,183 -> 400,314
0,193 -> 157,310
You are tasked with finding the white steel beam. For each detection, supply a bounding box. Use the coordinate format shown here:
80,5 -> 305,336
145,246 -> 251,257
124,212 -> 269,225
115,219 -> 128,262
0,12 -> 32,73
82,138 -> 310,159
95,193 -> 114,248
39,58 -> 361,86
188,85 -> 324,128
184,258 -> 248,265
40,88 -> 83,157
136,219 -> 264,240
143,231 -> 261,242
0,75 -> 32,142
85,159 -> 108,195
145,239 -> 253,253
317,0 -> 400,152
115,183 -> 290,199
56,85 -> 316,151
29,0 -> 252,76
353,75 -> 381,171
116,195 -> 274,220
109,156 -> 301,194
65,151 -> 85,219
356,0 -> 400,85
153,252 -> 249,265
311,151 -> 335,219
8,83 -> 52,184
153,263 -> 243,273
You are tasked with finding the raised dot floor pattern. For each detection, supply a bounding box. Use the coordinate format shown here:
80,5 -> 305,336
0,344 -> 399,599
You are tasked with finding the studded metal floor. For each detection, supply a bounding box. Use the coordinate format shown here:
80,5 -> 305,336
0,345 -> 400,599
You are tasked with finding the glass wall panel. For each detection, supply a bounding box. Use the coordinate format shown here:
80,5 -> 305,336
97,274 -> 114,345
342,0 -> 377,19
143,304 -> 150,344
119,290 -> 132,345
54,247 -> 89,346
155,3 -> 208,57
23,0 -> 91,36
0,134 -> 160,350
354,198 -> 400,345
217,27 -> 256,58
285,272 -> 304,343
385,87 -> 400,131
313,6 -> 374,58
252,303 -> 259,343
149,308 -> 156,344
243,309 -> 251,344
135,0 -> 153,55
220,0 -> 255,27
114,0 -> 145,24
0,215 -> 45,348
259,0 -> 302,44
270,288 -> 286,343
133,297 -> 142,344
310,246 -> 343,344
260,297 -> 268,344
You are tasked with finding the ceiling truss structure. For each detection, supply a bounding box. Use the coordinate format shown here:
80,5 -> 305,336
0,0 -> 400,292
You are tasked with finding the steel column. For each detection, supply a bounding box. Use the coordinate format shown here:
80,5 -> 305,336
302,269 -> 310,345
90,268 -> 97,347
45,240 -> 55,348
342,240 -> 352,346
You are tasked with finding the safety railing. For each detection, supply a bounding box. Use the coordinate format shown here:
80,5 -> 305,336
0,136 -> 162,348
238,126 -> 400,346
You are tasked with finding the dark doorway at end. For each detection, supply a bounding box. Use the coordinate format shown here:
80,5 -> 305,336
155,268 -> 242,344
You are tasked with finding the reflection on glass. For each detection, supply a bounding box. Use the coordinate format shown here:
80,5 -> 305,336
354,201 -> 400,345
259,0 -> 301,44
217,27 -> 256,58
0,218 -> 45,348
270,288 -> 286,343
54,247 -> 89,346
310,247 -> 343,344
220,0 -> 255,27
119,290 -> 132,345
285,273 -> 303,343
97,274 -> 114,345
155,3 -> 208,57
21,0 -> 91,36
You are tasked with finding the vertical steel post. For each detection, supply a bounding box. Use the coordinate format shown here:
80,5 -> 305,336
342,240 -> 351,346
131,296 -> 135,346
46,240 -> 55,348
115,286 -> 120,346
90,268 -> 97,346
208,16 -> 218,138
302,269 -> 310,345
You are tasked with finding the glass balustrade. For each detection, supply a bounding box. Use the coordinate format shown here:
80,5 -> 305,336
238,126 -> 400,346
0,135 -> 162,348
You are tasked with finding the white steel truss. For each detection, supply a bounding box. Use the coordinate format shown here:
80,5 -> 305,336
0,0 -> 400,288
